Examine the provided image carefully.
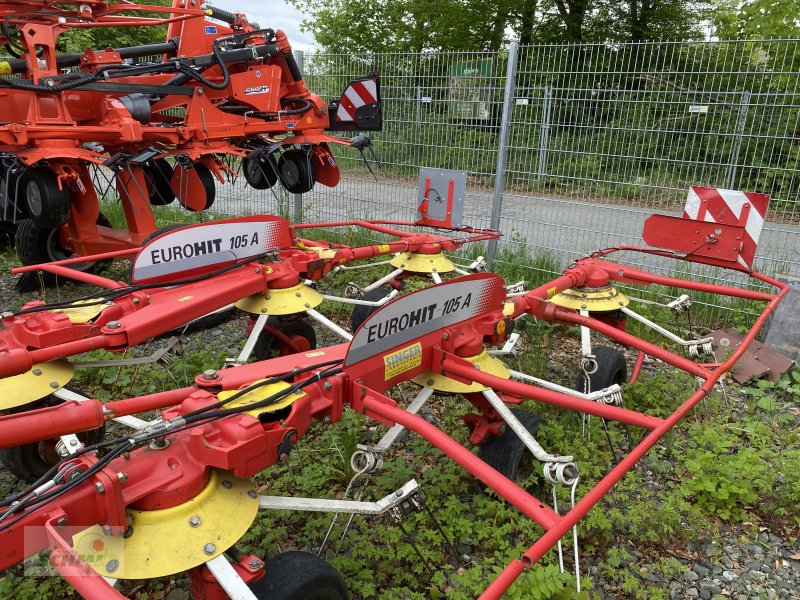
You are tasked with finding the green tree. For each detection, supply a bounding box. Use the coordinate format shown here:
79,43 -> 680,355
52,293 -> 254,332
291,0 -> 726,51
712,0 -> 800,39
56,0 -> 172,54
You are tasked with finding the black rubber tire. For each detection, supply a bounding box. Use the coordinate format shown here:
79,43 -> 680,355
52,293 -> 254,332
278,149 -> 316,194
349,287 -> 392,332
575,346 -> 627,393
247,551 -> 348,600
143,159 -> 176,206
15,214 -> 112,291
0,389 -> 106,483
478,409 -> 545,482
180,164 -> 216,212
253,317 -> 317,361
20,167 -> 71,228
140,223 -> 185,246
243,155 -> 279,190
0,220 -> 16,249
0,163 -> 23,222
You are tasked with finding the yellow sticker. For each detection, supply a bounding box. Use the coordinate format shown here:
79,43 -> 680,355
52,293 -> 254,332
304,351 -> 325,358
495,320 -> 506,336
178,295 -> 194,302
546,287 -> 558,298
378,244 -> 391,253
383,343 -> 422,380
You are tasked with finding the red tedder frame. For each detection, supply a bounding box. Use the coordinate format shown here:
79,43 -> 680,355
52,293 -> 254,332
0,211 -> 787,598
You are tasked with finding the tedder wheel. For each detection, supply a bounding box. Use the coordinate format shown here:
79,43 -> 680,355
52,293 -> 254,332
253,317 -> 317,361
20,167 -> 71,228
575,346 -> 627,393
180,163 -> 216,212
247,551 -> 348,600
242,154 -> 279,190
349,287 -> 392,332
15,214 -> 113,291
478,408 -> 545,483
278,149 -> 316,194
143,159 -> 176,205
0,390 -> 106,483
0,221 -> 16,249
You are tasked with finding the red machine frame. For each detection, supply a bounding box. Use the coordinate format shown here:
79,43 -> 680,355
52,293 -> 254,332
0,0 -> 381,258
0,240 -> 786,598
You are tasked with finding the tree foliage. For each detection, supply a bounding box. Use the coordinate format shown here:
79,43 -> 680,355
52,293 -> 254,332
55,0 -> 172,54
288,0 -> 722,52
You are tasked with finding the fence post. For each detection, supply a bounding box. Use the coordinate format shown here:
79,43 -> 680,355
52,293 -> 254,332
726,90 -> 750,189
292,49 -> 305,223
487,41 -> 519,270
538,85 -> 551,182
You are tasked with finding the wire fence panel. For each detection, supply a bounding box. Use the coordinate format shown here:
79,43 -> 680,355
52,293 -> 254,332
87,41 -> 798,320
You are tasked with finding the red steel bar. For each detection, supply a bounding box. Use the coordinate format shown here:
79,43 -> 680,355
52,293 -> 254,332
12,248 -> 138,272
629,351 -> 646,385
442,358 -> 664,430
23,263 -> 128,289
361,393 -> 560,530
480,275 -> 788,599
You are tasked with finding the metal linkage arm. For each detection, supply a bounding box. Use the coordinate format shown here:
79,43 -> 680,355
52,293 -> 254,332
258,480 -> 419,516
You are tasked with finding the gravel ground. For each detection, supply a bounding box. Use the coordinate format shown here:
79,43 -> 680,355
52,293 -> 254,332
0,254 -> 798,599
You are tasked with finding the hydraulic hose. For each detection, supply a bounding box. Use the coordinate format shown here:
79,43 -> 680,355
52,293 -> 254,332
1,38 -> 180,76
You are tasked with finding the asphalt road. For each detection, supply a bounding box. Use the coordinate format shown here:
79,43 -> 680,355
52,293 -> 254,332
213,175 -> 800,280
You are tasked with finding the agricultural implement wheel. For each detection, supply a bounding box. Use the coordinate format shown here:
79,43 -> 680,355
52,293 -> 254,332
478,408 -> 545,483
243,155 -> 279,190
349,287 -> 392,331
0,221 -> 16,249
575,346 -> 627,392
15,215 -> 112,291
21,167 -> 71,228
278,149 -> 316,194
254,317 -> 317,360
143,159 -> 176,205
247,551 -> 348,600
178,164 -> 216,212
0,391 -> 106,482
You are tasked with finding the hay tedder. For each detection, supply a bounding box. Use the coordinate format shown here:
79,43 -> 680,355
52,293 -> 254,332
0,193 -> 787,598
0,0 -> 381,270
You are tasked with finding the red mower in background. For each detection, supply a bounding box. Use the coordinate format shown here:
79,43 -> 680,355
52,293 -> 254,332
0,0 -> 381,277
0,198 -> 787,598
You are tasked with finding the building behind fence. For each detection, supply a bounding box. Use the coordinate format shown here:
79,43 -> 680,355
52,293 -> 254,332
152,39 -> 800,316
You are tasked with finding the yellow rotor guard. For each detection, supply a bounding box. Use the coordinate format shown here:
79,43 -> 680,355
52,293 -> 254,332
0,360 -> 74,410
413,349 -> 510,393
235,283 -> 324,315
549,286 -> 629,311
73,470 -> 259,580
52,299 -> 112,324
217,380 -> 306,418
389,252 -> 455,274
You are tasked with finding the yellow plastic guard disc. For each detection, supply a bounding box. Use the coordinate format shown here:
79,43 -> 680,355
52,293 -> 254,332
235,283 -> 324,315
0,360 -> 74,410
74,470 -> 259,580
549,286 -> 629,311
51,299 -> 112,324
389,252 -> 455,274
216,380 -> 305,418
413,349 -> 510,393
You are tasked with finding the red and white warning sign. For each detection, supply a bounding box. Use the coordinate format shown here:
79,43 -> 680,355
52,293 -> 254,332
336,78 -> 378,123
684,186 -> 769,269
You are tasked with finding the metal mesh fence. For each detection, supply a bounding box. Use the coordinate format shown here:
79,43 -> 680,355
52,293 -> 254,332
92,40 -> 799,320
